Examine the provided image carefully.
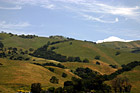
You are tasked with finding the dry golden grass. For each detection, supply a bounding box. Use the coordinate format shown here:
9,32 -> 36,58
0,58 -> 75,92
62,60 -> 116,75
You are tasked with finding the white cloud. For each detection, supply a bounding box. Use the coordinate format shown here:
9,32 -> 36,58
0,5 -> 22,10
0,21 -> 31,29
3,0 -> 55,9
41,4 -> 55,9
96,36 -> 133,43
81,14 -> 119,23
2,0 -> 140,21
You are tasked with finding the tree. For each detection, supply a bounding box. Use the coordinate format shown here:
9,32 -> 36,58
115,51 -> 121,56
29,48 -> 34,52
48,67 -> 54,72
95,56 -> 100,60
83,58 -> 89,63
31,83 -> 42,93
69,42 -> 72,45
111,77 -> 132,93
48,87 -> 55,93
68,57 -> 75,62
96,61 -> 100,65
74,57 -> 82,62
62,72 -> 67,78
0,42 -> 4,49
50,76 -> 59,84
55,87 -> 63,93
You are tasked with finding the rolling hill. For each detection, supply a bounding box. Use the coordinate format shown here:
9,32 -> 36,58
0,32 -> 140,92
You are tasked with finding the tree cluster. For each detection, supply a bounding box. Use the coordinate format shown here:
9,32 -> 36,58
104,61 -> 140,80
18,34 -> 37,39
32,42 -> 89,62
33,62 -> 65,69
131,48 -> 140,53
111,77 -> 132,93
30,61 -> 139,93
74,67 -> 99,79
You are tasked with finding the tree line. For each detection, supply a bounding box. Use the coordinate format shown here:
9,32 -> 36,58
32,42 -> 89,62
33,62 -> 66,69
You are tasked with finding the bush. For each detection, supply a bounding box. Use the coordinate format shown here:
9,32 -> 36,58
95,56 -> 100,60
109,64 -> 118,68
62,72 -> 67,78
48,67 -> 54,72
96,61 -> 100,65
0,42 -> 4,49
50,76 -> 59,84
31,83 -> 42,93
55,87 -> 63,93
115,51 -> 120,56
29,48 -> 34,52
83,58 -> 89,63
48,87 -> 55,93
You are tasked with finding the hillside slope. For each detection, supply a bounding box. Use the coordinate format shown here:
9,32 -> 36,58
0,58 -> 78,92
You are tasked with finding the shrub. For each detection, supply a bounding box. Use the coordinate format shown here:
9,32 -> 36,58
96,61 -> 100,65
55,87 -> 63,93
50,76 -> 59,84
83,58 -> 89,63
95,56 -> 100,60
62,72 -> 67,78
31,83 -> 42,93
48,87 -> 55,93
48,67 -> 54,72
115,51 -> 120,56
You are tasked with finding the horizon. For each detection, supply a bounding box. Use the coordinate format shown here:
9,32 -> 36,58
0,0 -> 140,41
1,31 -> 138,43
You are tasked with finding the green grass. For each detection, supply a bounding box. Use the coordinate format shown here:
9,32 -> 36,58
0,33 -> 60,49
50,40 -> 140,66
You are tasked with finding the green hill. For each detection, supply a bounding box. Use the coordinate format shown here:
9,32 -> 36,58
0,32 -> 140,92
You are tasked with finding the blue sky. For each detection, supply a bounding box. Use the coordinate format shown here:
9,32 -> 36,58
0,0 -> 140,41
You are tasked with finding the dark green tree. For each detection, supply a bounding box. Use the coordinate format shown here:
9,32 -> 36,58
55,87 -> 63,93
83,58 -> 89,63
50,76 -> 59,84
0,42 -> 4,49
62,72 -> 67,78
48,87 -> 55,93
115,51 -> 121,56
111,77 -> 132,93
95,56 -> 100,60
31,83 -> 42,93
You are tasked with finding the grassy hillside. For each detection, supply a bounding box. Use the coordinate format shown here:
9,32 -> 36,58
62,60 -> 117,75
0,33 -> 140,92
1,33 -> 140,66
0,58 -> 78,92
106,65 -> 140,93
0,33 -> 60,49
98,41 -> 140,51
49,40 -> 140,66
